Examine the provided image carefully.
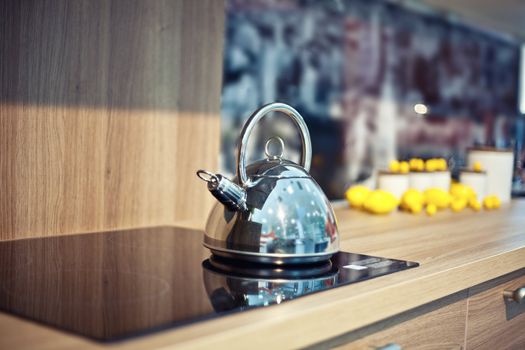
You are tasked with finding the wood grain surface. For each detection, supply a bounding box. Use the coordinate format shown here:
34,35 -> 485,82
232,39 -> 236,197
0,0 -> 224,240
466,273 -> 525,350
333,295 -> 468,350
0,200 -> 524,350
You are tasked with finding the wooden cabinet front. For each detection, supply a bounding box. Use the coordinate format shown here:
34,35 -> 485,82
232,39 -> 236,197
466,273 -> 525,350
334,297 -> 467,350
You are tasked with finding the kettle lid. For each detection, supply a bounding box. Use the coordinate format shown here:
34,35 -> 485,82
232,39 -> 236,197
245,136 -> 310,180
246,159 -> 310,180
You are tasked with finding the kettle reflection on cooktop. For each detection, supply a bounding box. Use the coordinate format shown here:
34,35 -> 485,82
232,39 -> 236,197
202,254 -> 417,312
203,256 -> 339,311
0,227 -> 418,341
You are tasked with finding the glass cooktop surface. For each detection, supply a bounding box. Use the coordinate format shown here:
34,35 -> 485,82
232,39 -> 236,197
0,227 -> 418,341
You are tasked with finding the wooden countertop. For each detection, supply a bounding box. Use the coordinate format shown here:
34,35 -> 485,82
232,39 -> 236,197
2,200 -> 525,350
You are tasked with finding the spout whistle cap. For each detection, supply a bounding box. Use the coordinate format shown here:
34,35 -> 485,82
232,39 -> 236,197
197,170 -> 247,212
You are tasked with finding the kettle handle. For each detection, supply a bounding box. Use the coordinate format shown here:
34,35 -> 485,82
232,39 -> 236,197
237,102 -> 312,186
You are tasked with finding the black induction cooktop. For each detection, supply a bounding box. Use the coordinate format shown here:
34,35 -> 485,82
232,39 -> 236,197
0,227 -> 418,341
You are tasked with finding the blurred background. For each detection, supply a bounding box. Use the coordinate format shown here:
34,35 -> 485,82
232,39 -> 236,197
220,0 -> 525,199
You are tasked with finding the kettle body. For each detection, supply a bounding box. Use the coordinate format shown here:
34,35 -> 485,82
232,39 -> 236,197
197,103 -> 339,264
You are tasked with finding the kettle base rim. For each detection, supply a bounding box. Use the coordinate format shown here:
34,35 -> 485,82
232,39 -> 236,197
203,243 -> 336,265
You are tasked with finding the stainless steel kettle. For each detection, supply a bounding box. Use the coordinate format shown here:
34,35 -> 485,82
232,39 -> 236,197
197,103 -> 339,264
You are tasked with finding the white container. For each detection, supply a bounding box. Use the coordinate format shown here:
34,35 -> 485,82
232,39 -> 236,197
409,172 -> 433,192
431,171 -> 451,191
460,170 -> 487,202
377,171 -> 409,199
467,148 -> 514,203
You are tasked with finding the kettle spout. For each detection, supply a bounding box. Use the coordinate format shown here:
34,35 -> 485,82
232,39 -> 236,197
197,170 -> 248,212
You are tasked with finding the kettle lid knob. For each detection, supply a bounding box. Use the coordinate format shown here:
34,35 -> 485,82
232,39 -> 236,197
264,136 -> 285,160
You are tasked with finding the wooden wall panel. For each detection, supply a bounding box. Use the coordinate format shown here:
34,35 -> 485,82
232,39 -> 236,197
0,0 -> 225,240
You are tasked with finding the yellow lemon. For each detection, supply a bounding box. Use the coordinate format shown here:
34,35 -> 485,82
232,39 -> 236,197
473,161 -> 483,172
408,158 -> 423,172
492,196 -> 501,209
425,159 -> 437,172
401,189 -> 424,211
345,185 -> 371,209
417,159 -> 425,171
450,183 -> 476,201
483,196 -> 494,210
469,197 -> 482,211
389,160 -> 400,173
363,190 -> 399,214
437,158 -> 448,171
399,161 -> 410,174
424,188 -> 451,209
409,158 -> 419,171
483,195 -> 501,209
409,201 -> 423,214
426,203 -> 437,216
451,197 -> 467,212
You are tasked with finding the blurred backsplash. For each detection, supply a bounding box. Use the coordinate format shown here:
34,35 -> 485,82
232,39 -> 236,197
220,0 -> 524,199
